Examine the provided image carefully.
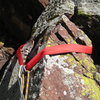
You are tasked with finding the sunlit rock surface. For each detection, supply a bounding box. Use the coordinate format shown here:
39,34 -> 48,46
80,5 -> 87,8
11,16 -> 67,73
0,0 -> 100,100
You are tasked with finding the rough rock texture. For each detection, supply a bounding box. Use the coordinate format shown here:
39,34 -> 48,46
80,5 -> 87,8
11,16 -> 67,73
0,0 -> 100,100
31,0 -> 75,39
0,41 -> 33,100
28,15 -> 100,100
39,0 -> 100,16
0,42 -> 14,70
71,0 -> 100,69
0,0 -> 45,71
75,0 -> 100,16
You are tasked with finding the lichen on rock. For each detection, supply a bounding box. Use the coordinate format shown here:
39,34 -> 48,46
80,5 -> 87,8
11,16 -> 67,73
0,0 -> 100,100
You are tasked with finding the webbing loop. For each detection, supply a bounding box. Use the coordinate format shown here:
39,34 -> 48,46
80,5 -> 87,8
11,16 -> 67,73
16,44 -> 92,70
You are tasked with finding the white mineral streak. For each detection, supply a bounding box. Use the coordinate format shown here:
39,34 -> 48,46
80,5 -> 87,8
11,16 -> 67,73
47,70 -> 51,75
48,87 -> 51,90
32,93 -> 37,99
81,79 -> 84,84
63,91 -> 67,95
39,87 -> 43,96
79,36 -> 84,40
75,97 -> 82,100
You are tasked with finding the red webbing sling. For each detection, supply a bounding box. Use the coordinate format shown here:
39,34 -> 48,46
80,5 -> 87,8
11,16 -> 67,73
16,44 -> 92,70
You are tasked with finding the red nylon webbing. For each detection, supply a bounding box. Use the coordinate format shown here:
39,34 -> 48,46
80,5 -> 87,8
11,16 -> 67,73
16,44 -> 25,65
16,44 -> 92,70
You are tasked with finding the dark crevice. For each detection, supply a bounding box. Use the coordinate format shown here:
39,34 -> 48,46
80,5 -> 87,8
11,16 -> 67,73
76,37 -> 86,45
55,32 -> 67,43
61,22 -> 75,39
25,28 -> 48,64
0,0 -> 45,49
93,74 -> 100,86
61,21 -> 86,45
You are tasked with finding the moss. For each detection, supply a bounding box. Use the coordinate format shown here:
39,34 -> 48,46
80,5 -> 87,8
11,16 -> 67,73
0,41 -> 4,46
83,72 -> 93,79
79,58 -> 96,73
78,9 -> 93,17
95,73 -> 100,82
84,59 -> 96,72
78,10 -> 85,15
46,38 -> 56,47
81,76 -> 100,100
67,54 -> 76,65
75,9 -> 95,24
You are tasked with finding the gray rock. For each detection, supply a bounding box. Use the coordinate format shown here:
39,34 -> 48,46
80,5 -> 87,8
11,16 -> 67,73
75,0 -> 100,16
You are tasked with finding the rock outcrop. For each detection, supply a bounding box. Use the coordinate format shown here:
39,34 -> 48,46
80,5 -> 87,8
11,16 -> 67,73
0,0 -> 100,100
71,0 -> 100,67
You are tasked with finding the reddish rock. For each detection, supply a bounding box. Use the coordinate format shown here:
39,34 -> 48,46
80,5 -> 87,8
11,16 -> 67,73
39,0 -> 49,7
0,46 -> 14,69
0,1 -> 100,100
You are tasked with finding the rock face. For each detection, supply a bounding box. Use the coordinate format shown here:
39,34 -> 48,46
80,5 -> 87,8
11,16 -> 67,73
75,0 -> 100,16
0,0 -> 100,100
28,15 -> 99,100
71,0 -> 100,67
39,0 -> 100,16
0,42 -> 14,70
